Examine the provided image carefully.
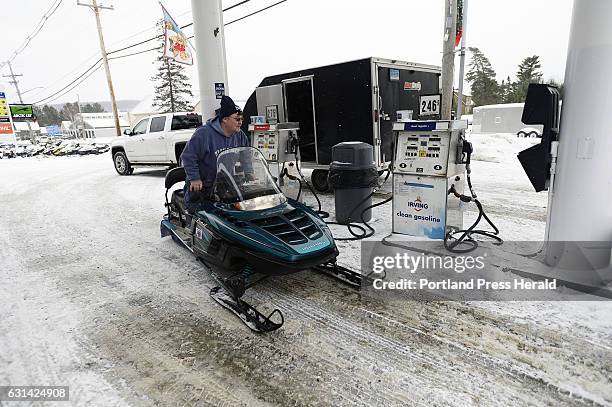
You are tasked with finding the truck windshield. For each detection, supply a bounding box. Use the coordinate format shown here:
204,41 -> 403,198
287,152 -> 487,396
171,114 -> 202,130
213,147 -> 285,210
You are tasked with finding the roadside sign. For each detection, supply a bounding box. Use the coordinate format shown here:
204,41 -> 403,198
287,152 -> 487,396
46,125 -> 61,136
10,104 -> 35,121
0,123 -> 12,134
0,90 -> 16,143
215,83 -> 225,99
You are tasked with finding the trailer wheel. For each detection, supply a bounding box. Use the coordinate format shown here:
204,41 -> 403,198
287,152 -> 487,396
311,169 -> 330,192
113,151 -> 133,175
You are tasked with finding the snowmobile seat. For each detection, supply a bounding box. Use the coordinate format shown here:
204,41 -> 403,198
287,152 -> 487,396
165,166 -> 186,189
165,167 -> 190,227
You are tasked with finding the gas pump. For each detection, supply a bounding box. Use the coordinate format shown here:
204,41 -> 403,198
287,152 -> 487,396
248,121 -> 302,201
391,120 -> 468,239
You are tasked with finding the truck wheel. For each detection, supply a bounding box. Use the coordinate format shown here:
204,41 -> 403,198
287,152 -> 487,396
113,151 -> 133,175
311,169 -> 330,193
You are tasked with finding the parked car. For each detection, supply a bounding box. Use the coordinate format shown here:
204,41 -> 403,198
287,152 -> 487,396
110,112 -> 202,175
517,127 -> 542,138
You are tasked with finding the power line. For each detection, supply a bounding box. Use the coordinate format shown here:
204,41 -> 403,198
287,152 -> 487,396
108,45 -> 163,60
105,8 -> 192,49
32,60 -> 102,104
107,34 -> 164,56
0,0 -> 65,70
107,0 -> 254,54
27,52 -> 103,100
29,9 -> 192,98
40,64 -> 104,105
223,0 -> 252,13
32,0 -> 288,105
225,0 -> 286,26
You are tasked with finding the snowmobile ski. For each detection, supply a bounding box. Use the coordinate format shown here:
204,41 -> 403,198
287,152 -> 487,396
210,286 -> 284,333
314,262 -> 363,287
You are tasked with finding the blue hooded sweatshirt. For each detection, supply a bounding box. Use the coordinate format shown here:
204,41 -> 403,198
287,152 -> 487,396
180,117 -> 250,204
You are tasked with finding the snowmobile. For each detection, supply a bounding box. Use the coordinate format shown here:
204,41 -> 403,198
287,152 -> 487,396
160,146 -> 360,333
94,143 -> 110,154
77,144 -> 98,155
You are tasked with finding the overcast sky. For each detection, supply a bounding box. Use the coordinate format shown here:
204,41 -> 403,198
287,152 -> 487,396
0,0 -> 574,107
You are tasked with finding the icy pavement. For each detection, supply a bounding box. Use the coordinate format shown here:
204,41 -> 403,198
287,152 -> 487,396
0,134 -> 611,407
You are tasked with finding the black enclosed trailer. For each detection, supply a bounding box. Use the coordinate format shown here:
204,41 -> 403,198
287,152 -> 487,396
241,57 -> 441,191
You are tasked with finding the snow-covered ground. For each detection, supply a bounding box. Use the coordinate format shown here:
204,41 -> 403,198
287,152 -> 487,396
0,134 -> 610,406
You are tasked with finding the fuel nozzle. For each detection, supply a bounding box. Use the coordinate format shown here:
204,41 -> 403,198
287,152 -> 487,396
287,130 -> 299,155
462,139 -> 473,165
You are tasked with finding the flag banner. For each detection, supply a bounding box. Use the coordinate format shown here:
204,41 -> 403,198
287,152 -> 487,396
455,0 -> 463,47
161,4 -> 193,65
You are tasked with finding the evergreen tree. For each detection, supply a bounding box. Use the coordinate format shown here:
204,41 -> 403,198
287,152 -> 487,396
151,23 -> 193,113
510,55 -> 543,103
34,105 -> 61,127
43,105 -> 62,125
466,47 -> 501,106
81,102 -> 105,113
500,76 -> 514,104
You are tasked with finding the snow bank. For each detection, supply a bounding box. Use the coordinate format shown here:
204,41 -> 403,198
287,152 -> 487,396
468,132 -> 540,163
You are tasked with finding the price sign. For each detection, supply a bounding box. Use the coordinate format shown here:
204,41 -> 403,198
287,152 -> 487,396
419,94 -> 441,117
0,91 -> 14,136
266,105 -> 279,124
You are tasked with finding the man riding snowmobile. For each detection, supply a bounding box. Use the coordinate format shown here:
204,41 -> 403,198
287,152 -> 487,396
180,95 -> 250,211
161,97 -> 361,333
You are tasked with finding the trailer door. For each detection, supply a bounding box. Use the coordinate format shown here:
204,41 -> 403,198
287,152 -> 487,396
376,64 -> 441,164
376,67 -> 401,165
282,76 -> 317,163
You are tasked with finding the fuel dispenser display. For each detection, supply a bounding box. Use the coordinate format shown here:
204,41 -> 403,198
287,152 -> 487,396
249,122 -> 301,200
392,120 -> 468,239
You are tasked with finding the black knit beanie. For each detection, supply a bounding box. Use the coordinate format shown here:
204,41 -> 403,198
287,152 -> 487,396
219,95 -> 241,119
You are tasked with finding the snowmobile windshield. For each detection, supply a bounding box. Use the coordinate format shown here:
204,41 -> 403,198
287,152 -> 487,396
213,147 -> 286,210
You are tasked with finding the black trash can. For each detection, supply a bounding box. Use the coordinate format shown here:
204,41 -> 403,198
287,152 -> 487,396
328,142 -> 378,224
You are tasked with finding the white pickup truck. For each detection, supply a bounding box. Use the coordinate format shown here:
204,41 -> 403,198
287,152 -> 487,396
111,112 -> 202,175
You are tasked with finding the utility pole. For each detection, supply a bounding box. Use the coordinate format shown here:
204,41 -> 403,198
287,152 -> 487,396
165,59 -> 175,113
77,0 -> 121,137
544,0 -> 612,272
441,0 -> 458,120
191,0 -> 229,119
2,61 -> 34,141
456,0 -> 468,118
76,93 -> 84,138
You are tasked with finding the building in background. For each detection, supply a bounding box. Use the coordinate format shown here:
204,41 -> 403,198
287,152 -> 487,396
128,95 -> 163,127
453,90 -> 474,115
14,121 -> 41,140
471,103 -> 542,134
61,113 -> 130,138
79,112 -> 130,138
